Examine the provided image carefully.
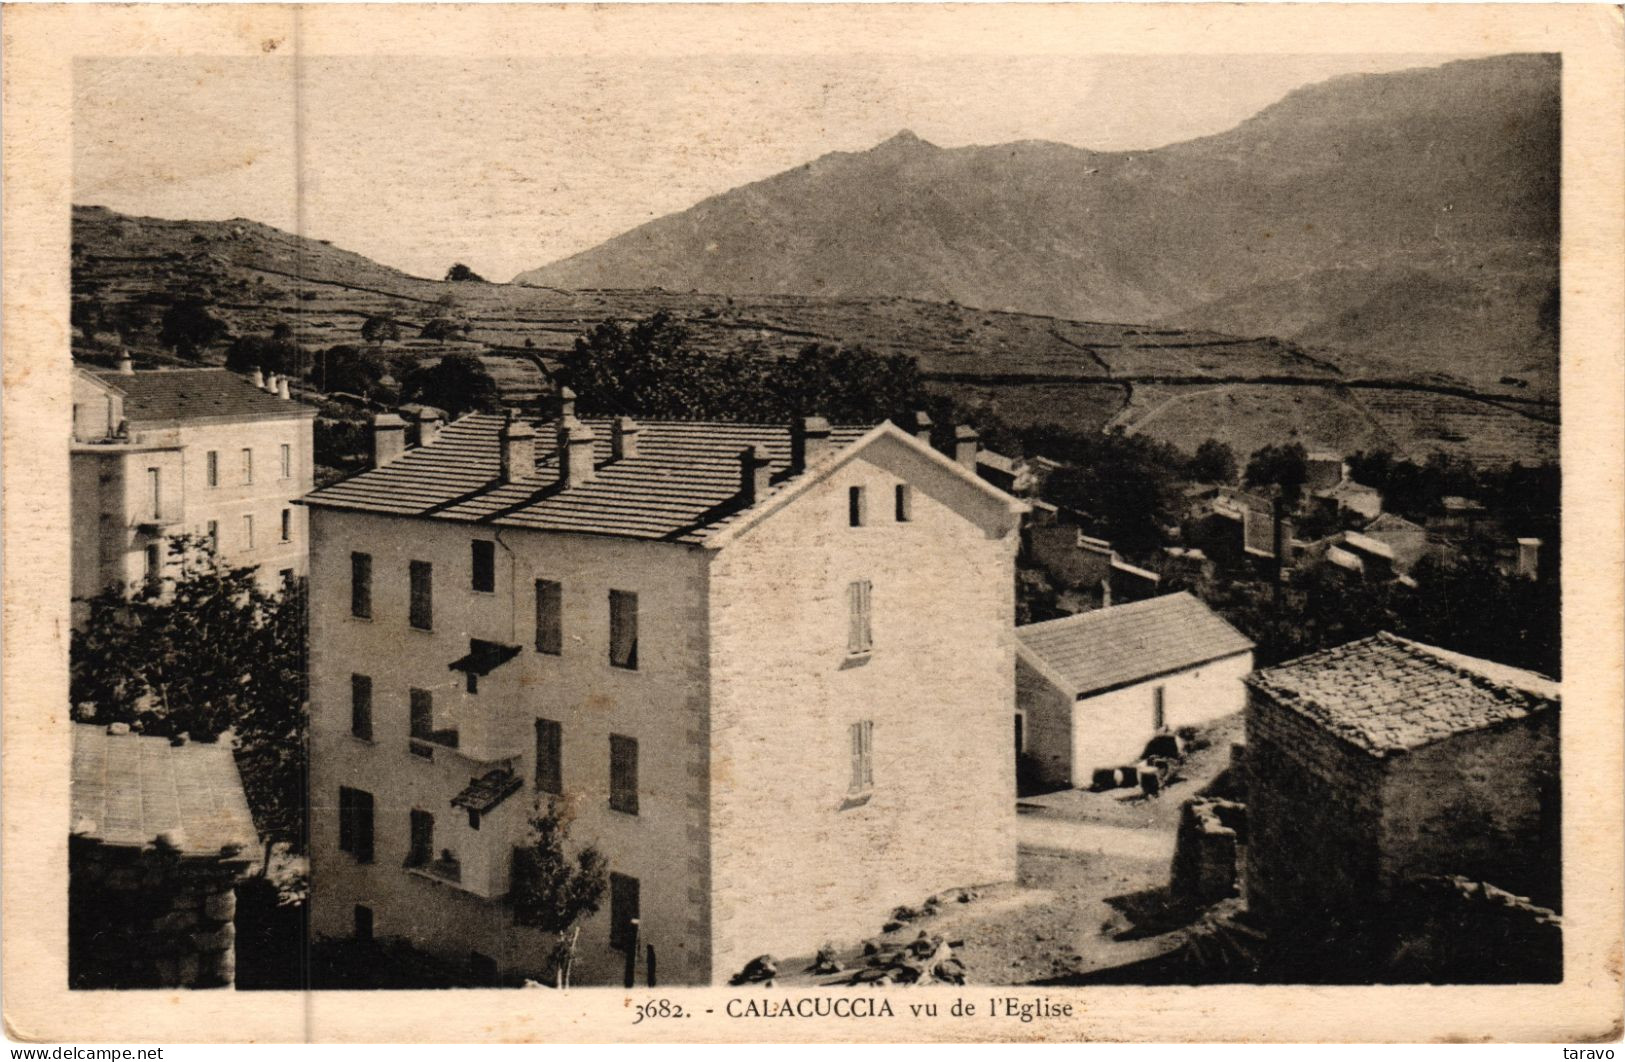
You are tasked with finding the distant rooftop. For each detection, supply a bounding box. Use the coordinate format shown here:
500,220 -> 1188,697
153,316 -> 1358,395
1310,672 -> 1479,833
1016,591 -> 1254,698
90,368 -> 312,425
71,724 -> 259,856
1246,633 -> 1558,757
1364,512 -> 1427,535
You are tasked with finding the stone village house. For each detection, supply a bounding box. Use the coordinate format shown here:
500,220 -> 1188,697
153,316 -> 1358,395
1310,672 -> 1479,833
71,360 -> 315,624
1014,593 -> 1255,789
301,398 -> 1026,985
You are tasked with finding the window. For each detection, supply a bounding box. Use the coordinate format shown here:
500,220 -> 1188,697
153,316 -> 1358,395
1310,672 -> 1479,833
206,450 -> 219,488
350,552 -> 372,619
409,688 -> 434,746
242,514 -> 255,550
144,543 -> 161,584
206,520 -> 219,552
350,674 -> 373,740
280,443 -> 292,480
1153,685 -> 1167,731
241,448 -> 253,485
609,734 -> 639,815
280,508 -> 292,543
895,484 -> 912,522
849,485 -> 866,527
535,579 -> 562,655
353,905 -> 374,942
609,590 -> 638,670
847,579 -> 873,655
471,539 -> 495,593
337,787 -> 374,863
409,560 -> 433,630
280,568 -> 294,588
849,720 -> 875,793
535,718 -> 562,795
146,467 -> 161,519
407,809 -> 434,867
609,873 -> 640,952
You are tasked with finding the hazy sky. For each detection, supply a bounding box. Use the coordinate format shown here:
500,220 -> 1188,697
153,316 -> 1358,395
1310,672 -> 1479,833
76,53 -> 1468,282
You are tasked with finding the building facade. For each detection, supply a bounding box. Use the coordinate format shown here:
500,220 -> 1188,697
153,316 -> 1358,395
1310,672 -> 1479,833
71,362 -> 315,620
1014,593 -> 1254,788
303,405 -> 1025,985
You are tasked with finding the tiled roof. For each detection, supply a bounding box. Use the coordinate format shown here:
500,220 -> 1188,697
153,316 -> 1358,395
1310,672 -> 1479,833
93,368 -> 312,424
70,724 -> 259,856
1364,512 -> 1426,534
450,768 -> 524,814
1317,479 -> 1381,500
1016,592 -> 1254,698
1246,633 -> 1558,757
304,414 -> 871,544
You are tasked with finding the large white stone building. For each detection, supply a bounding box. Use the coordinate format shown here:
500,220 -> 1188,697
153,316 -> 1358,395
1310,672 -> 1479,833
302,399 -> 1026,985
71,361 -> 316,622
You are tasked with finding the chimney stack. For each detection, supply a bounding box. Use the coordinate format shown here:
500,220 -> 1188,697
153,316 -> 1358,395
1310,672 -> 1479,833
611,416 -> 640,461
739,445 -> 772,505
953,424 -> 980,470
908,410 -> 933,444
790,416 -> 833,472
277,376 -> 291,400
263,372 -> 278,394
117,354 -> 135,376
251,366 -> 264,389
1517,537 -> 1542,580
416,408 -> 443,448
500,411 -> 538,485
556,417 -> 596,486
371,413 -> 407,468
557,386 -> 577,421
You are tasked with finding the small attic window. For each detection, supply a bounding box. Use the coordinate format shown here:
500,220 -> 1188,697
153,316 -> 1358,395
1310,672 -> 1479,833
849,486 -> 866,527
895,484 -> 912,522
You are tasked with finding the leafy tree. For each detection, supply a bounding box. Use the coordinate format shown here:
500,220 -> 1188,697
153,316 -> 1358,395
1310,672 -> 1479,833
1188,439 -> 1238,484
70,535 -> 307,864
159,299 -> 230,358
510,797 -> 608,987
1037,429 -> 1183,559
401,352 -> 501,418
419,317 -> 472,341
445,263 -> 487,283
1244,443 -> 1310,504
226,331 -> 304,377
311,344 -> 386,397
360,315 -> 402,344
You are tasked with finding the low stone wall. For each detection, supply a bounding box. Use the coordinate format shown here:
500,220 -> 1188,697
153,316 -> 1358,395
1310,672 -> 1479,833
1170,799 -> 1247,908
69,834 -> 253,989
1389,875 -> 1563,983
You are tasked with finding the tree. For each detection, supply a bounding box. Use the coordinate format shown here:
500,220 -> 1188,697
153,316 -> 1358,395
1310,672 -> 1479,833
1244,443 -> 1310,504
419,317 -> 472,341
311,343 -> 386,397
1039,429 -> 1183,559
159,299 -> 230,358
360,315 -> 402,344
445,263 -> 487,283
510,797 -> 608,987
226,331 -> 304,377
401,352 -> 501,418
70,535 -> 307,865
1189,439 -> 1238,484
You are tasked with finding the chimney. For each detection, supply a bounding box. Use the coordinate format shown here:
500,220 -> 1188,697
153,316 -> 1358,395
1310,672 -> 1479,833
371,413 -> 407,468
790,416 -> 833,472
611,416 -> 640,461
251,366 -> 264,389
557,386 -> 577,421
556,417 -> 596,486
416,408 -> 443,448
953,424 -> 980,470
908,410 -> 933,444
277,377 -> 291,400
739,445 -> 772,505
117,354 -> 135,376
500,412 -> 538,485
1517,537 -> 1542,580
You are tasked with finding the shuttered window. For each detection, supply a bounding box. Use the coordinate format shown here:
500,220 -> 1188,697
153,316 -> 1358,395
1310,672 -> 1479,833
471,540 -> 495,593
407,809 -> 434,867
350,673 -> 373,740
849,720 -> 875,793
609,872 -> 640,952
206,450 -> 219,488
242,514 -> 254,550
609,734 -> 638,815
609,590 -> 638,670
409,560 -> 433,630
338,787 -> 374,863
847,579 -> 873,654
350,552 -> 372,618
895,484 -> 912,522
241,448 -> 253,485
280,508 -> 292,542
409,688 -> 433,742
535,579 -> 562,654
535,718 -> 562,795
849,486 -> 866,527
280,443 -> 292,480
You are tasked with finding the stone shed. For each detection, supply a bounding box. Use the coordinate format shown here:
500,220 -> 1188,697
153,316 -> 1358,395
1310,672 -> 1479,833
69,723 -> 260,988
1015,592 -> 1255,788
1244,633 -> 1560,931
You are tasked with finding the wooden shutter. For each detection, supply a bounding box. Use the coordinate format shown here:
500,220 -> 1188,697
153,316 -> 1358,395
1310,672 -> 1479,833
409,560 -> 433,630
610,872 -> 640,951
861,720 -> 874,788
609,590 -> 638,669
535,579 -> 562,654
848,579 -> 873,654
610,734 -> 639,814
410,688 -> 433,741
338,788 -> 354,853
350,674 -> 373,740
351,552 -> 371,618
472,540 -> 495,593
354,789 -> 374,863
409,809 -> 433,866
849,722 -> 864,792
535,718 -> 562,794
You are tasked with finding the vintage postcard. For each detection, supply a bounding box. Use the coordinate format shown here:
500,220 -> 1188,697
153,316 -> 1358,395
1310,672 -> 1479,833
3,2 -> 1622,1045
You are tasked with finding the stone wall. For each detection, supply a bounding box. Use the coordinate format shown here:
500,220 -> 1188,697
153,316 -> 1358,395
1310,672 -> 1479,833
1390,875 -> 1562,983
69,834 -> 252,988
1170,798 -> 1246,908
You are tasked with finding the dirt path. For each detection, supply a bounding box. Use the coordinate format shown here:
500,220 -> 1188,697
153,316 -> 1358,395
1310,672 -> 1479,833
1016,817 -> 1177,863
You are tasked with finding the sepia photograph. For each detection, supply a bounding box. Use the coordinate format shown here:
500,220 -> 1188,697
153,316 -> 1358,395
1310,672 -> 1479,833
5,2 -> 1623,1046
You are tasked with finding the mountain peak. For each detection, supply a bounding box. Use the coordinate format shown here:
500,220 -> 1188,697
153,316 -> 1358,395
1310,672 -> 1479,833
875,129 -> 937,152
